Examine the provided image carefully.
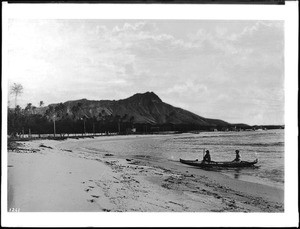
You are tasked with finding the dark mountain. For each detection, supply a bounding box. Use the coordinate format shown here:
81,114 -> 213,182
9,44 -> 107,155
38,91 -> 232,128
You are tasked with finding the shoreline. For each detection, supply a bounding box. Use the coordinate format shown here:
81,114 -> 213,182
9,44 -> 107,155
7,127 -> 284,142
7,131 -> 193,141
7,137 -> 284,212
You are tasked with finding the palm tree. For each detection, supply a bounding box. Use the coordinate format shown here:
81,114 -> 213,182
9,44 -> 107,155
45,105 -> 56,137
118,114 -> 128,134
130,116 -> 135,128
15,105 -> 22,114
92,115 -> 97,135
98,112 -> 106,134
10,83 -> 23,108
25,103 -> 32,115
81,115 -> 87,135
55,103 -> 66,118
32,106 -> 37,114
114,114 -> 121,134
71,105 -> 79,119
12,105 -> 22,135
122,114 -> 128,123
98,112 -> 102,120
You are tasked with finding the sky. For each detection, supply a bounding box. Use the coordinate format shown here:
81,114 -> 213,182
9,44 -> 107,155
6,19 -> 284,125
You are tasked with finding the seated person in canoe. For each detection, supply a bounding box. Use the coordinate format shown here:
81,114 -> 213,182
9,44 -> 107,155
232,150 -> 241,162
202,150 -> 211,163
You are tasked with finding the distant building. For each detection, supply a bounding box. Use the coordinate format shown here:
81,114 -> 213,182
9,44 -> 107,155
126,128 -> 136,134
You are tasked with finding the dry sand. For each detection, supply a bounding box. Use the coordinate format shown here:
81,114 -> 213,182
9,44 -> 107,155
7,137 -> 284,212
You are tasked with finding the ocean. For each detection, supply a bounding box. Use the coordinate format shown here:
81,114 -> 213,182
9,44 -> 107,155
85,129 -> 284,190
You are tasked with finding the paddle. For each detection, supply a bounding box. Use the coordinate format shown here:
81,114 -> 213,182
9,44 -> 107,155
202,148 -> 205,163
254,152 -> 259,163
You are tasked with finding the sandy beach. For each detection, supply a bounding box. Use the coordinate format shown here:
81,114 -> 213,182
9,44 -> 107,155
7,136 -> 284,212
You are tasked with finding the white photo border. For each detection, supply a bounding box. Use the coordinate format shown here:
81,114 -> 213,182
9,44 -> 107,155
1,2 -> 298,227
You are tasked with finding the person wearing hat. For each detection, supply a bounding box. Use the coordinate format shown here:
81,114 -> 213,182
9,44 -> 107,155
233,150 -> 241,162
203,150 -> 211,163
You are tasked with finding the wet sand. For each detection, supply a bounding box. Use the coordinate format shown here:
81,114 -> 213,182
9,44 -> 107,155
7,136 -> 284,212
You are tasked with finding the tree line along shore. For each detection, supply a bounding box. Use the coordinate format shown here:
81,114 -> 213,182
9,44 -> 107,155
7,104 -> 284,141
8,83 -> 284,140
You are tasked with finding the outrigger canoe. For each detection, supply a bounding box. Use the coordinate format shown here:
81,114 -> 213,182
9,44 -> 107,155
179,158 -> 258,168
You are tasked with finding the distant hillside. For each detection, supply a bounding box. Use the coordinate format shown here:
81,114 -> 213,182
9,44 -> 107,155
37,91 -> 232,128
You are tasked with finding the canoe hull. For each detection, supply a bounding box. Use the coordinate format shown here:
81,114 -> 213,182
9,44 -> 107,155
179,158 -> 258,168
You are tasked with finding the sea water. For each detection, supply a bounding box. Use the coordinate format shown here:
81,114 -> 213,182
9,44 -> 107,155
87,129 -> 284,189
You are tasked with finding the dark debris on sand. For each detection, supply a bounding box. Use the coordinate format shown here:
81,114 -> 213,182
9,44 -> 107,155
8,141 -> 23,151
104,153 -> 114,156
39,144 -> 53,149
8,140 -> 40,153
